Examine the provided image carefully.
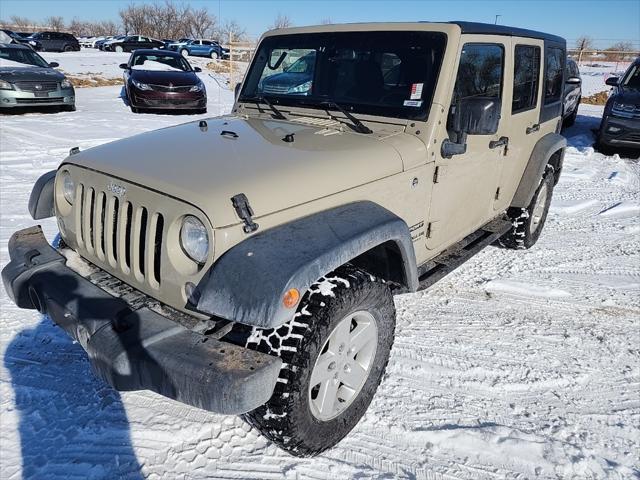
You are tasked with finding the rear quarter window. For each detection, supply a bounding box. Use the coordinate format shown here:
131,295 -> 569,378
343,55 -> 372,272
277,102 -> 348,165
544,47 -> 564,104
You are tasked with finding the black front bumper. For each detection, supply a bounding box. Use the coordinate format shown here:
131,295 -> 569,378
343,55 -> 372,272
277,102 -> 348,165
2,226 -> 281,414
599,115 -> 640,148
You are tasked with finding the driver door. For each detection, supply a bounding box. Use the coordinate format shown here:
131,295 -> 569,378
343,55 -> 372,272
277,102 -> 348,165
426,38 -> 511,252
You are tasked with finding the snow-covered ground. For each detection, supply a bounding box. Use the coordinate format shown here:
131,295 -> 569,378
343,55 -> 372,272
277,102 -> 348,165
578,62 -> 630,97
1,60 -> 639,479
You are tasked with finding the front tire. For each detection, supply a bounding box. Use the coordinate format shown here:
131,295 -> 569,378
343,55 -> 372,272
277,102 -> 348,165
63,45 -> 73,52
243,264 -> 395,456
499,166 -> 554,249
181,49 -> 189,58
209,50 -> 219,59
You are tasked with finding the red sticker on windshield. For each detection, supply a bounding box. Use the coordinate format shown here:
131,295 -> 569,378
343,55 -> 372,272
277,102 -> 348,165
410,83 -> 423,100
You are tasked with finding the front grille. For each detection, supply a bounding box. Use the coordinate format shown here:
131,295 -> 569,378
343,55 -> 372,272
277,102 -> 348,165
261,84 -> 290,95
149,84 -> 192,93
75,183 -> 164,290
16,97 -> 64,104
622,132 -> 640,142
611,106 -> 640,120
14,81 -> 59,92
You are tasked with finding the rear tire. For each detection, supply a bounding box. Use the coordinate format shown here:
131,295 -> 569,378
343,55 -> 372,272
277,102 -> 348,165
130,106 -> 140,114
243,264 -> 396,456
115,46 -> 124,53
499,166 -> 554,250
63,45 -> 73,52
181,49 -> 189,58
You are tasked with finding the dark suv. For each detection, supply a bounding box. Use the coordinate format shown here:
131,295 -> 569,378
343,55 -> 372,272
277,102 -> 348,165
597,57 -> 640,153
563,57 -> 581,127
26,32 -> 80,52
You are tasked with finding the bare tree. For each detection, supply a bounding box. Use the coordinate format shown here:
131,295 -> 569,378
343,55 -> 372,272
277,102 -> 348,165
119,3 -> 150,36
189,7 -> 217,38
271,13 -> 293,29
574,36 -> 594,65
217,19 -> 247,42
45,16 -> 66,32
9,15 -> 35,30
575,36 -> 593,52
605,41 -> 634,61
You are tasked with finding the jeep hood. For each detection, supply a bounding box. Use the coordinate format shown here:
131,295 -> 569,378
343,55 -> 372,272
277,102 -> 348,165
62,116 -> 406,227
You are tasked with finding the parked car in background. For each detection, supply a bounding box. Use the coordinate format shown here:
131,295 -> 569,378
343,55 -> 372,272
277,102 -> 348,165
258,51 -> 315,95
165,37 -> 192,50
26,32 -> 80,52
98,35 -> 126,51
563,57 -> 581,127
1,29 -> 42,50
0,43 -> 75,110
170,39 -> 229,59
105,35 -> 165,52
597,57 -> 640,153
16,32 -> 33,39
121,49 -> 206,113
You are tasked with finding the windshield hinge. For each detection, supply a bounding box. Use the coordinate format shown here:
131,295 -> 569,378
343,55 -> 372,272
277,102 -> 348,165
231,193 -> 259,234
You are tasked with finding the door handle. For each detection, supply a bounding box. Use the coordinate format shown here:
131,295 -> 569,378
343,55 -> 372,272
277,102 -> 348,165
489,136 -> 509,149
526,124 -> 540,134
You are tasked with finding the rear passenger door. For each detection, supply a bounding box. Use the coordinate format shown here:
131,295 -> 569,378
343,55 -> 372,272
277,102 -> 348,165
493,38 -> 544,211
426,38 -> 511,251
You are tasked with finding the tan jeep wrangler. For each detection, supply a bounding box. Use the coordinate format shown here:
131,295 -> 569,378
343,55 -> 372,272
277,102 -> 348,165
3,21 -> 567,456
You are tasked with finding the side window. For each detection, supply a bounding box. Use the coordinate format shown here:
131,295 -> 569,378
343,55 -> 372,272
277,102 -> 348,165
512,44 -> 541,114
544,47 -> 564,104
452,43 -> 504,102
447,43 -> 504,138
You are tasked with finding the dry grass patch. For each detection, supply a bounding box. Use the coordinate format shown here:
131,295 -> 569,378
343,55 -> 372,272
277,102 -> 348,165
205,60 -> 241,75
581,91 -> 609,105
67,76 -> 123,88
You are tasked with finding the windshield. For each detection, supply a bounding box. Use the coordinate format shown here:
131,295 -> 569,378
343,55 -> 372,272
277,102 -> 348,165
621,63 -> 640,90
240,31 -> 447,120
0,47 -> 50,68
130,53 -> 192,72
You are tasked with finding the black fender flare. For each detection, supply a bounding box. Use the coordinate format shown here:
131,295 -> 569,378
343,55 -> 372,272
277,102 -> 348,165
195,201 -> 419,329
28,170 -> 56,220
510,133 -> 566,208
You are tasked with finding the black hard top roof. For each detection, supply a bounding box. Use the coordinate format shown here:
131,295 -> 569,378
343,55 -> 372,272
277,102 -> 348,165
447,21 -> 565,45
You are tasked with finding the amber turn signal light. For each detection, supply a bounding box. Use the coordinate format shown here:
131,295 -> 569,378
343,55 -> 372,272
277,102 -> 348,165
283,288 -> 300,308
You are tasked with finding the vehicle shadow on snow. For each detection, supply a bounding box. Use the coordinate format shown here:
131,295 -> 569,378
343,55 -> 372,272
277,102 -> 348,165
4,316 -> 144,479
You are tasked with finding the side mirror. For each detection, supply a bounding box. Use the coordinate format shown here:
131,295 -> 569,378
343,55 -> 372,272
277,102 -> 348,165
194,66 -> 202,72
48,62 -> 59,68
442,97 -> 501,158
119,63 -> 129,70
605,77 -> 619,86
566,76 -> 581,85
234,82 -> 242,99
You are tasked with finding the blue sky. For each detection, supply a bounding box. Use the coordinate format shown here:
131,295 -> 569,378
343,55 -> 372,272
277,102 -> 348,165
1,0 -> 639,48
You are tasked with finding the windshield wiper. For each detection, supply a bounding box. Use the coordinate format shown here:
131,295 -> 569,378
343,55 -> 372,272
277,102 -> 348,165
250,94 -> 287,120
320,100 -> 372,134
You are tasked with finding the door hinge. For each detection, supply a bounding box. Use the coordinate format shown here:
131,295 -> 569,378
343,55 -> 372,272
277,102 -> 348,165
231,193 -> 259,233
426,222 -> 433,238
433,166 -> 440,184
495,187 -> 501,200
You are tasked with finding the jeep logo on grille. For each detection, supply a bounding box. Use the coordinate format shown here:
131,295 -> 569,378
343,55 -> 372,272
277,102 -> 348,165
107,182 -> 126,197
34,84 -> 42,90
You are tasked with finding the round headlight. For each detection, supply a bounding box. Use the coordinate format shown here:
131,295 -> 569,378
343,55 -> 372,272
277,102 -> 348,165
180,215 -> 209,264
61,171 -> 75,204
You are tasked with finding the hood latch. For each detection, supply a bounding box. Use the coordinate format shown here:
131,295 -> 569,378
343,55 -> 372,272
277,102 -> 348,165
231,193 -> 259,234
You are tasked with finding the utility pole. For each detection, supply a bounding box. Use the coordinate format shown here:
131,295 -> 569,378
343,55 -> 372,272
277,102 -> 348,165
494,15 -> 501,25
